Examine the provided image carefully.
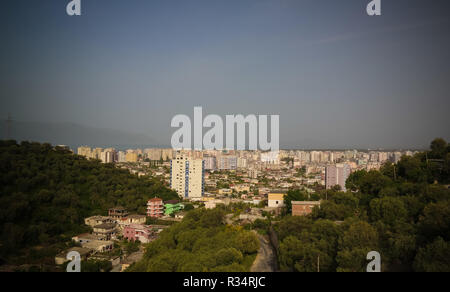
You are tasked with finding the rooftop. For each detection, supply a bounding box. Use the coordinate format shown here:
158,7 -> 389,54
56,247 -> 91,258
94,223 -> 117,230
82,240 -> 114,250
292,201 -> 321,205
126,214 -> 146,219
148,198 -> 163,202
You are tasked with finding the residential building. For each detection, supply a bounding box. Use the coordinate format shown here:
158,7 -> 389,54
121,214 -> 147,225
217,155 -> 237,170
292,201 -> 321,216
82,240 -> 114,253
117,151 -> 126,163
55,247 -> 91,265
77,146 -> 92,158
205,200 -> 217,209
219,188 -> 233,196
108,207 -> 129,220
171,155 -> 205,199
84,216 -> 114,228
126,151 -> 138,163
147,198 -> 164,218
268,192 -> 286,208
92,223 -> 117,240
123,224 -> 154,243
237,157 -> 248,169
204,156 -> 216,170
164,203 -> 184,216
72,233 -> 104,244
325,164 -> 351,191
248,169 -> 258,179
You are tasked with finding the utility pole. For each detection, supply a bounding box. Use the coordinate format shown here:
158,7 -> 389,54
6,113 -> 13,140
317,254 -> 320,272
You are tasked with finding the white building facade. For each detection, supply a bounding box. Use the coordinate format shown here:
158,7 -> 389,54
171,155 -> 205,199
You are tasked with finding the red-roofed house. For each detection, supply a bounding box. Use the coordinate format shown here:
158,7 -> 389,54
147,198 -> 164,218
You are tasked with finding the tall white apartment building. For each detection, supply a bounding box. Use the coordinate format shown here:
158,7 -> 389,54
100,148 -> 116,164
117,151 -> 126,163
237,157 -> 248,169
217,155 -> 237,170
310,151 -> 321,163
171,155 -> 205,199
77,146 -> 92,158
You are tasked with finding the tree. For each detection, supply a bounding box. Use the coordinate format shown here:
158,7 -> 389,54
345,170 -> 367,192
215,248 -> 243,266
369,197 -> 408,225
418,201 -> 450,242
336,220 -> 379,272
284,189 -> 308,213
234,231 -> 259,254
397,156 -> 426,183
131,209 -> 259,272
430,138 -> 448,159
413,237 -> 450,272
275,216 -> 312,242
184,204 -> 194,211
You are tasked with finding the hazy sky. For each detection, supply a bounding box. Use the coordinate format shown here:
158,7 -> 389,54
1,0 -> 449,149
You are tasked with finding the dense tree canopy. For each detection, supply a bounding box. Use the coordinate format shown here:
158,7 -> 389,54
0,141 -> 179,265
128,208 -> 259,272
276,138 -> 450,272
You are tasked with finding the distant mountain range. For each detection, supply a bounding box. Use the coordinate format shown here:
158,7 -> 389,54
0,120 -> 163,150
0,120 -> 429,151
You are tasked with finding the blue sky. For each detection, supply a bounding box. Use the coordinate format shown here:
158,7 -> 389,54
1,0 -> 449,149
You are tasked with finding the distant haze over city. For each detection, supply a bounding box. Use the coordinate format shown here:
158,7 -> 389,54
0,119 -> 431,151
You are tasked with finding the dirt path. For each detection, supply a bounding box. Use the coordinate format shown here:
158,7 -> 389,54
250,232 -> 277,272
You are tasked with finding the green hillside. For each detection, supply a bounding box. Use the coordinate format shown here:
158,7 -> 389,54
0,140 -> 179,267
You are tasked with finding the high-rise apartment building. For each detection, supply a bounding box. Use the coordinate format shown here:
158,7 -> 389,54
203,156 -> 216,170
77,146 -> 92,158
171,155 -> 205,199
310,151 -> 321,163
118,151 -> 126,163
217,155 -> 237,170
325,164 -> 351,191
237,157 -> 248,169
126,151 -> 138,163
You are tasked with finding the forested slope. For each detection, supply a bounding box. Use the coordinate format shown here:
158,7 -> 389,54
0,140 -> 179,266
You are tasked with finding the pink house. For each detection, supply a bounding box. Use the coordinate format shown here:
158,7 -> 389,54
147,198 -> 164,218
123,224 -> 154,243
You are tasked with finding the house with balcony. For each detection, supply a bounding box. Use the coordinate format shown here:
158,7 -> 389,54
147,198 -> 164,218
108,207 -> 129,220
93,223 -> 117,240
121,214 -> 147,225
123,224 -> 155,243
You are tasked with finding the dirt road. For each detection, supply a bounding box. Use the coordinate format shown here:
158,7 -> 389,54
250,233 -> 277,272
